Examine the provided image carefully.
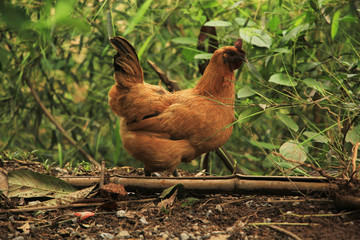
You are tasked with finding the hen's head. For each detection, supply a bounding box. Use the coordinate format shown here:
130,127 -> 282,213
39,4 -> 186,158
217,39 -> 246,71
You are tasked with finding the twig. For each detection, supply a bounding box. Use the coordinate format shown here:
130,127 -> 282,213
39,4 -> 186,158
284,210 -> 358,218
272,152 -> 339,181
100,160 -> 106,188
267,225 -> 303,240
352,142 -> 359,176
24,76 -> 101,169
147,60 -> 181,92
251,222 -> 316,226
0,198 -> 157,214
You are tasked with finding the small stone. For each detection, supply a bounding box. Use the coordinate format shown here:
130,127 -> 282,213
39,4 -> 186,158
117,230 -> 130,239
140,216 -> 149,224
215,204 -> 223,212
116,210 -> 126,218
180,232 -> 190,240
99,233 -> 114,239
159,232 -> 169,239
139,235 -> 145,240
292,201 -> 300,206
264,218 -> 272,223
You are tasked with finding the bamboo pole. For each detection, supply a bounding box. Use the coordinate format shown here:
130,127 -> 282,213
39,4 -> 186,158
59,174 -> 335,195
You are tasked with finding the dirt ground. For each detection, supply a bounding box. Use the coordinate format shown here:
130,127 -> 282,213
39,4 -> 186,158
1,157 -> 360,240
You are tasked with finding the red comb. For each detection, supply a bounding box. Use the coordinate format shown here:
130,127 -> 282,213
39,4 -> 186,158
235,39 -> 243,51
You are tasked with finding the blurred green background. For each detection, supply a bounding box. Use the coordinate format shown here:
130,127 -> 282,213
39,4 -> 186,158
0,0 -> 359,176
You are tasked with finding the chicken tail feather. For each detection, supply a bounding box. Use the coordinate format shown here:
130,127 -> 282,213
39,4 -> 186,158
110,37 -> 143,86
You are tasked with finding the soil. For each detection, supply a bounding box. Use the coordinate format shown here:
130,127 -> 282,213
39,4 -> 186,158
1,157 -> 360,240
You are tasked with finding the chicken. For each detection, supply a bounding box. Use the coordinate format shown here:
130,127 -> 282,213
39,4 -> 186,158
108,36 -> 246,176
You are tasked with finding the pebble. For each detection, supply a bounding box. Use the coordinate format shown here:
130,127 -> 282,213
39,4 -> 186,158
140,216 -> 149,224
99,233 -> 114,239
117,230 -> 130,239
264,218 -> 272,223
159,232 -> 169,239
180,232 -> 190,240
116,210 -> 126,218
215,204 -> 223,212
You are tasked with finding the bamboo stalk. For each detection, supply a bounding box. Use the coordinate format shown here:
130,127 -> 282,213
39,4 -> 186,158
59,174 -> 335,195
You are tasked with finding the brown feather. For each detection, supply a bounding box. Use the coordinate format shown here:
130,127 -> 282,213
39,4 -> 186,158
108,37 -> 245,174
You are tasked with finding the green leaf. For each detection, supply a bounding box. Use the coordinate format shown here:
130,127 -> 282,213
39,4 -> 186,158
182,48 -> 199,61
276,112 -> 299,132
194,53 -> 213,60
345,125 -> 360,145
269,73 -> 297,87
302,78 -> 325,93
339,14 -> 356,23
268,15 -> 280,32
279,140 -> 307,163
171,37 -> 198,45
235,18 -> 256,27
159,184 -> 185,200
297,62 -> 321,73
272,48 -> 291,54
282,23 -> 312,42
239,28 -> 272,49
237,107 -> 262,124
8,170 -> 76,198
303,131 -> 328,143
123,0 -> 153,36
331,10 -> 341,40
181,197 -> 199,208
237,86 -> 256,98
204,20 -> 232,27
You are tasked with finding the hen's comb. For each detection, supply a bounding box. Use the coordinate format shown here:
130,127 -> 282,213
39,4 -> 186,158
235,39 -> 243,51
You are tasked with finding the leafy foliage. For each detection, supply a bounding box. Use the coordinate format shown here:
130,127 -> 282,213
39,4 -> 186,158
0,0 -> 359,177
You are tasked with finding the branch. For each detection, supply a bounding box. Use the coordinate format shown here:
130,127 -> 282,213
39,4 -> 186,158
147,60 -> 181,92
24,76 -> 101,169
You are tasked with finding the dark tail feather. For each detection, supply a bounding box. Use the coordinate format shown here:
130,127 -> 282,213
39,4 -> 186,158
110,37 -> 143,85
